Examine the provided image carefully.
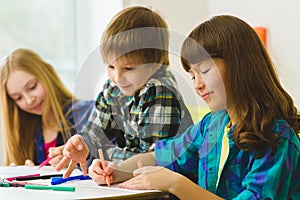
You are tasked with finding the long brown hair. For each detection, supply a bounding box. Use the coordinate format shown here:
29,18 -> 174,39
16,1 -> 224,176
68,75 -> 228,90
0,48 -> 75,165
181,15 -> 300,154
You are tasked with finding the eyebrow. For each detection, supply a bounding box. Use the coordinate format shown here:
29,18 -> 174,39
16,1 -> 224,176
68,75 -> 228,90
8,78 -> 37,96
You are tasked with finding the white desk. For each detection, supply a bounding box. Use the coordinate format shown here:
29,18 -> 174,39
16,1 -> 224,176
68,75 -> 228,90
0,166 -> 166,200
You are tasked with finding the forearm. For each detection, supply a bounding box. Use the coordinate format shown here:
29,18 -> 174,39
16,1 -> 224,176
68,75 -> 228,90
111,152 -> 156,183
170,173 -> 222,200
118,152 -> 156,173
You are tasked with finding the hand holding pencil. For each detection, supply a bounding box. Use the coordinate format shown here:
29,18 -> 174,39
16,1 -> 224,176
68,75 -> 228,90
89,149 -> 126,186
88,157 -> 112,186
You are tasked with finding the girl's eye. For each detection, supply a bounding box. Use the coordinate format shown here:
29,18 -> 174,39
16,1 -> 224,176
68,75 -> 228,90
201,68 -> 210,74
188,72 -> 195,80
125,67 -> 134,71
108,65 -> 114,69
13,96 -> 21,101
30,83 -> 37,90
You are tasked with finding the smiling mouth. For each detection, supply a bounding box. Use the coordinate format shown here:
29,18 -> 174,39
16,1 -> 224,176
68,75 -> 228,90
202,92 -> 213,99
119,85 -> 131,89
31,101 -> 43,110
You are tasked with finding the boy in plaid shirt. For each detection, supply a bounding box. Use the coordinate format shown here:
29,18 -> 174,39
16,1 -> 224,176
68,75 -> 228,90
56,6 -> 193,177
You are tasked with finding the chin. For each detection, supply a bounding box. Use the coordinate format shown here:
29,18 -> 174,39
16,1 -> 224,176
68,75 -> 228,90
121,91 -> 134,96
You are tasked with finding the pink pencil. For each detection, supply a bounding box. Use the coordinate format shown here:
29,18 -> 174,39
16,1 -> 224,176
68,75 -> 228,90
37,157 -> 53,170
98,149 -> 110,187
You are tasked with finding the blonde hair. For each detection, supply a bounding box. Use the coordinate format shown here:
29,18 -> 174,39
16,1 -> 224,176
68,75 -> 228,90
101,6 -> 169,66
0,48 -> 75,165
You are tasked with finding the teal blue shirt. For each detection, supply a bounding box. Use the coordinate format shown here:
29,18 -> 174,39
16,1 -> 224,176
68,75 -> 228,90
155,110 -> 300,199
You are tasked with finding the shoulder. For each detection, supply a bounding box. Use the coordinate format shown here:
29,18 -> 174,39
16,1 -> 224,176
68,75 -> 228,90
63,100 -> 94,120
71,99 -> 95,111
147,68 -> 177,89
138,69 -> 180,98
274,119 -> 300,152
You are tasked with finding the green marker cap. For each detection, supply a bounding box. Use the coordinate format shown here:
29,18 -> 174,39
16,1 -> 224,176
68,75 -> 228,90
25,185 -> 75,192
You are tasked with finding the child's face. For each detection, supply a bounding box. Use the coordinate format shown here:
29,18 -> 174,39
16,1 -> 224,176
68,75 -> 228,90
6,70 -> 47,116
107,57 -> 161,96
188,58 -> 226,111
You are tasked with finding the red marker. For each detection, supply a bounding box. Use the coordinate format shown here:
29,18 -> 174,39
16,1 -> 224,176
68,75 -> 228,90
37,157 -> 53,170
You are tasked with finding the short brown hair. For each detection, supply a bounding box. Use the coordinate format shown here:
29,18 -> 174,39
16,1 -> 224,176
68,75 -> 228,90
101,6 -> 169,66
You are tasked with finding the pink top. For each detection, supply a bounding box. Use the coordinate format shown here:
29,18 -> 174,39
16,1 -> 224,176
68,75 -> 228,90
44,138 -> 57,159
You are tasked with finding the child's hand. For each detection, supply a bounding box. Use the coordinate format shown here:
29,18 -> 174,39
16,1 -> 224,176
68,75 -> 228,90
55,135 -> 89,178
48,145 -> 66,167
119,166 -> 175,192
88,159 -> 114,185
89,159 -> 136,185
24,159 -> 35,166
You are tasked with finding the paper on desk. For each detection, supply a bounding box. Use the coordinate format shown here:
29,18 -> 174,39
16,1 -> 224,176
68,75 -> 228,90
0,166 -> 164,200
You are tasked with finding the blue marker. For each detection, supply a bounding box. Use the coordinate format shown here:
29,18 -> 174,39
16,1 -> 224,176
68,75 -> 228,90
51,174 -> 91,185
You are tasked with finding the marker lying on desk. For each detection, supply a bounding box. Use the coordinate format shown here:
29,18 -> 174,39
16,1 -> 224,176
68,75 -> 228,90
25,185 -> 75,192
15,174 -> 63,181
6,174 -> 40,181
51,174 -> 91,185
0,181 -> 40,187
0,182 -> 10,187
37,157 -> 53,169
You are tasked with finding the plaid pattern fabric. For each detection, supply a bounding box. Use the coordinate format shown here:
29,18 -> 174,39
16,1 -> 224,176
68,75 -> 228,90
34,100 -> 94,164
80,66 -> 193,163
155,110 -> 300,199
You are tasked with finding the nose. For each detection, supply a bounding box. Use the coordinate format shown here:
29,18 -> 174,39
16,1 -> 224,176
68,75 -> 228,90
24,94 -> 35,105
194,75 -> 205,91
113,69 -> 124,83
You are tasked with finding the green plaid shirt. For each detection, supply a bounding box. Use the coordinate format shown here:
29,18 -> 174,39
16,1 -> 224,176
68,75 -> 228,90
155,110 -> 300,199
81,66 -> 193,164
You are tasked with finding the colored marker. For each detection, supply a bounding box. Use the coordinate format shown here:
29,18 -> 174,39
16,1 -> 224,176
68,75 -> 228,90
25,185 -> 75,192
51,174 -> 91,185
0,182 -> 10,187
15,174 -> 63,181
0,182 -> 26,187
6,174 -> 40,182
37,157 -> 53,169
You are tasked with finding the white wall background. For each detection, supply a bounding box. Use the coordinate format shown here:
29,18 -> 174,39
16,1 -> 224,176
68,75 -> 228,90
0,0 -> 124,166
207,0 -> 300,108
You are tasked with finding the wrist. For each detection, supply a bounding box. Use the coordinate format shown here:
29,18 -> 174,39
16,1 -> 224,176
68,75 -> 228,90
168,171 -> 185,195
